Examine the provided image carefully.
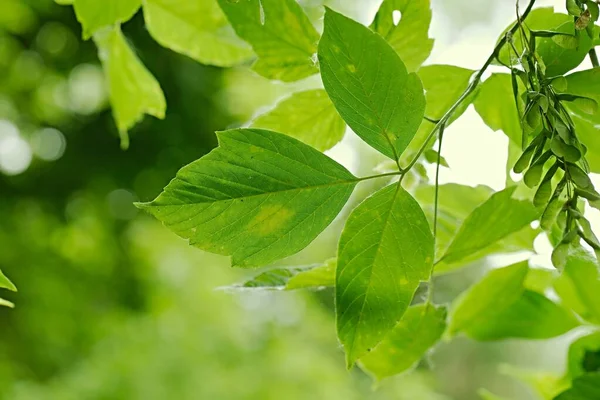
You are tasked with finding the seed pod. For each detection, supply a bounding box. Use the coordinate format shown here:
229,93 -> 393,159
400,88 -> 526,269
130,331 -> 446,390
567,163 -> 594,189
554,119 -> 571,142
575,187 -> 600,201
551,243 -> 570,270
550,135 -> 581,162
566,0 -> 582,15
578,217 -> 600,249
525,106 -> 541,129
513,146 -> 536,174
533,163 -> 559,208
541,197 -> 565,231
552,76 -> 568,91
524,151 -> 552,188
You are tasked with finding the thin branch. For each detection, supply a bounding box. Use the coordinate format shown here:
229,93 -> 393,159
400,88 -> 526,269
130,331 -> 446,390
590,49 -> 600,68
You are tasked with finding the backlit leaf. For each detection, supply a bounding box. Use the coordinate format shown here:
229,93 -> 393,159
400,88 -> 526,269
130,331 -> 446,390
360,304 -> 446,380
567,333 -> 600,379
440,186 -> 539,264
230,259 -> 335,290
251,89 -> 346,151
94,26 -> 166,149
319,8 -> 425,161
143,0 -> 253,67
336,183 -> 433,366
369,0 -> 434,72
449,261 -> 529,336
554,373 -> 600,400
217,0 -> 320,81
73,0 -> 140,39
138,128 -> 357,267
0,269 -> 16,292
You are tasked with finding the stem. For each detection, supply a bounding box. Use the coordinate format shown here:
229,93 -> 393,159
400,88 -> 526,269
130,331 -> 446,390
433,123 -> 446,240
590,49 -> 599,68
404,0 -> 538,173
356,171 -> 403,182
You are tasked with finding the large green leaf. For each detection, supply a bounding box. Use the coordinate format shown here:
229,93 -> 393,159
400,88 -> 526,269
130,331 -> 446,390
496,8 -> 593,76
474,73 -> 521,146
217,0 -> 319,81
137,128 -> 357,268
336,183 -> 433,366
143,0 -> 253,67
440,186 -> 539,264
73,0 -> 141,39
449,261 -> 529,336
251,89 -> 346,151
369,0 -> 433,72
360,304 -> 446,380
554,249 -> 600,324
318,8 -> 425,161
572,114 -> 600,173
466,290 -> 579,341
554,373 -> 600,400
567,333 -> 600,380
94,26 -> 166,149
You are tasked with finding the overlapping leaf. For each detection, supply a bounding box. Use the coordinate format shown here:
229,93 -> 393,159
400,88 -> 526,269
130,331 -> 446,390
370,0 -> 434,72
251,89 -> 345,151
318,8 -> 425,161
336,183 -> 433,366
143,0 -> 253,67
0,269 -> 16,308
138,128 -> 357,267
360,304 -> 446,380
231,259 -> 335,290
217,0 -> 320,81
94,26 -> 166,149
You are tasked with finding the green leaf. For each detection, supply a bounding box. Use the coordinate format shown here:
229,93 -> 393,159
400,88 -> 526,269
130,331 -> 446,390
359,304 -> 446,380
251,89 -> 346,151
560,68 -> 600,124
0,298 -> 14,308
554,248 -> 600,324
231,259 -> 335,290
143,0 -> 253,67
336,183 -> 433,366
567,333 -> 600,379
419,64 -> 475,121
474,73 -> 521,146
217,0 -> 319,82
478,389 -> 510,400
440,186 -> 539,264
73,0 -> 141,39
554,373 -> 600,400
0,269 -> 16,292
499,364 -> 568,400
465,290 -> 579,341
318,8 -> 425,161
449,261 -> 529,336
94,26 -> 166,149
137,128 -> 357,268
369,0 -> 434,72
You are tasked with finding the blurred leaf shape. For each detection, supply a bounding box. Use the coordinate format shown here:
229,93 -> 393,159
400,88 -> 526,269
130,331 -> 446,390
554,372 -> 600,400
370,0 -> 434,72
143,0 -> 253,67
94,26 -> 166,149
73,0 -> 141,39
229,259 -> 335,290
217,0 -> 319,81
319,8 -> 425,161
336,183 -> 433,366
251,89 -> 346,151
137,128 -> 357,268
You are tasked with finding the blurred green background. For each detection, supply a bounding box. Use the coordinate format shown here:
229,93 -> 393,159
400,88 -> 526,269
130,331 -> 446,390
0,1 -> 574,399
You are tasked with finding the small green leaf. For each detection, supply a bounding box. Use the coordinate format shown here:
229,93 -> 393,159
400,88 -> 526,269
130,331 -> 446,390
286,259 -> 335,290
465,290 -> 579,341
0,269 -> 16,292
359,304 -> 446,380
554,248 -> 600,324
0,298 -> 14,308
336,183 -> 433,366
217,0 -> 319,82
231,260 -> 335,291
251,89 -> 346,151
554,373 -> 600,400
143,0 -> 253,67
319,8 -> 425,161
449,261 -> 529,337
73,0 -> 141,39
441,186 -> 539,264
237,266 -> 311,290
138,128 -> 357,268
369,0 -> 434,72
94,26 -> 166,149
567,0 -> 583,16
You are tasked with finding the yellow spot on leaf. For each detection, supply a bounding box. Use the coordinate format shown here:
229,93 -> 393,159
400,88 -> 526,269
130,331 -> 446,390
247,205 -> 295,236
347,64 -> 357,73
